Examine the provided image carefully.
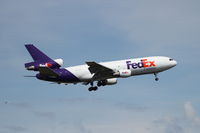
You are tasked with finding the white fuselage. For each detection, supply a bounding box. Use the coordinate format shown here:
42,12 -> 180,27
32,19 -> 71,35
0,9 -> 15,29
65,56 -> 177,83
24,44 -> 177,90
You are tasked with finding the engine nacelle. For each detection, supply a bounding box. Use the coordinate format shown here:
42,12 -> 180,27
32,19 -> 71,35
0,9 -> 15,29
54,58 -> 64,67
103,78 -> 117,85
25,58 -> 64,71
117,69 -> 132,78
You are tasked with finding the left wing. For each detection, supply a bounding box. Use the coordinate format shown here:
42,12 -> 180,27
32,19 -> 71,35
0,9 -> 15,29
86,61 -> 115,81
38,66 -> 60,77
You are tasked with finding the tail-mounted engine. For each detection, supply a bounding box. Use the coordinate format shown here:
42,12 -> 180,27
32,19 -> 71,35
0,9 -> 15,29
25,58 -> 64,71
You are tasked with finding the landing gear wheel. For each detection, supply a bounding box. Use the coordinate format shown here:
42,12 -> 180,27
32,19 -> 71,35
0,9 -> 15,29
97,80 -> 107,87
155,77 -> 159,81
97,81 -> 102,87
154,73 -> 159,81
88,86 -> 98,91
101,80 -> 106,86
88,87 -> 93,91
93,86 -> 98,91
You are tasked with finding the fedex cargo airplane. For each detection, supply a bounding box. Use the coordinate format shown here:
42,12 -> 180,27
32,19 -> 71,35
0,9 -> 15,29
24,44 -> 177,91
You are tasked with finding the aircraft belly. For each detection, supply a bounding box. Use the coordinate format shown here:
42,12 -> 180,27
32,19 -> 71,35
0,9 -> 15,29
131,68 -> 144,75
66,67 -> 92,82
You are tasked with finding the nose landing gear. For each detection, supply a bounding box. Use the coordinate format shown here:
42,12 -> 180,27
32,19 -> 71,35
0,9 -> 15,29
154,73 -> 159,81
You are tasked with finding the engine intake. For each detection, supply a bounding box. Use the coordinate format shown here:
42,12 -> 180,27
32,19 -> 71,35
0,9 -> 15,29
54,58 -> 64,67
25,58 -> 64,71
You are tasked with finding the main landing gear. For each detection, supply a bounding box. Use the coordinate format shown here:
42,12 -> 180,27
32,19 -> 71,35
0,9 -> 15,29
88,82 -> 98,91
88,81 -> 106,91
88,86 -> 98,91
154,73 -> 159,81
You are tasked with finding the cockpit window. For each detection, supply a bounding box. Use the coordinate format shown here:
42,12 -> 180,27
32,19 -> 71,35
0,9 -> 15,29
169,58 -> 173,61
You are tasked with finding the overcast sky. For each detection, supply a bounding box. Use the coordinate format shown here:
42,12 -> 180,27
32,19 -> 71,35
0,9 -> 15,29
0,0 -> 200,133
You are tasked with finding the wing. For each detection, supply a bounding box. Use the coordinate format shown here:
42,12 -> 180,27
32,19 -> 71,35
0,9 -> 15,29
38,67 -> 60,77
86,61 -> 115,81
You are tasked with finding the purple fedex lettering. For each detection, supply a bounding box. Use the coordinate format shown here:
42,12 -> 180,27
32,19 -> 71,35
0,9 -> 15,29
127,61 -> 144,69
126,59 -> 156,69
132,63 -> 138,69
126,61 -> 132,69
138,62 -> 143,68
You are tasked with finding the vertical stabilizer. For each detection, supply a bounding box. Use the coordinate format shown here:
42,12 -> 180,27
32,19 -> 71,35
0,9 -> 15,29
25,44 -> 53,62
24,44 -> 60,71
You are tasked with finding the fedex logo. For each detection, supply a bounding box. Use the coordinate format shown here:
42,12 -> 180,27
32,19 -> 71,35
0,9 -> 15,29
126,59 -> 156,69
45,63 -> 53,67
122,71 -> 129,74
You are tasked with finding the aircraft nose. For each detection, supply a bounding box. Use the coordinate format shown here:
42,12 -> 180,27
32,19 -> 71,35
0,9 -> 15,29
174,60 -> 177,65
168,58 -> 177,68
172,60 -> 177,67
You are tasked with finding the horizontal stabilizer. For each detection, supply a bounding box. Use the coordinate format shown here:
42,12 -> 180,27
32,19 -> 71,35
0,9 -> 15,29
38,67 -> 60,77
24,75 -> 36,77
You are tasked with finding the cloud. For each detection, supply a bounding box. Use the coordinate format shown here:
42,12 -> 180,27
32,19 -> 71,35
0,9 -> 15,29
56,97 -> 104,104
184,101 -> 196,119
2,100 -> 200,133
152,101 -> 200,133
95,0 -> 200,57
32,111 -> 56,120
184,101 -> 200,125
53,120 -> 92,133
75,121 -> 93,133
2,125 -> 27,132
8,101 -> 56,120
9,102 -> 32,109
153,116 -> 185,133
114,102 -> 148,112
1,0 -> 199,67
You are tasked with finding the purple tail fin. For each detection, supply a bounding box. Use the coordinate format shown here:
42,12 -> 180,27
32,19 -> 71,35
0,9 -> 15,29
25,44 -> 53,62
25,44 -> 60,71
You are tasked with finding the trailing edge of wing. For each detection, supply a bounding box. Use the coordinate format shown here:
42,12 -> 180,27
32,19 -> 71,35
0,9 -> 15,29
38,67 -> 60,77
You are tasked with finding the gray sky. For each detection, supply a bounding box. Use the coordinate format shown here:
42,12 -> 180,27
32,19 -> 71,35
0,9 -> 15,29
0,0 -> 200,133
